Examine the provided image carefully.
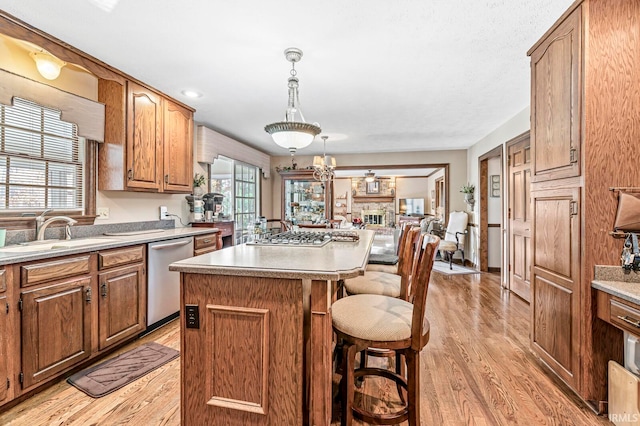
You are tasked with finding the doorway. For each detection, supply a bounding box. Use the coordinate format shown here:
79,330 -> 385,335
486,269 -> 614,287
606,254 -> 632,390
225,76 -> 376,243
479,146 -> 503,273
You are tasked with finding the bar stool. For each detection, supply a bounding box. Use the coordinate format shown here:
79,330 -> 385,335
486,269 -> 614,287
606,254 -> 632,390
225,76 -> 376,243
332,234 -> 439,425
343,225 -> 419,299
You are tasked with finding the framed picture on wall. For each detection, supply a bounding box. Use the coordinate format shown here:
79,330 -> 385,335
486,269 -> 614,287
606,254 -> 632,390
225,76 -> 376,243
490,175 -> 500,197
366,181 -> 380,194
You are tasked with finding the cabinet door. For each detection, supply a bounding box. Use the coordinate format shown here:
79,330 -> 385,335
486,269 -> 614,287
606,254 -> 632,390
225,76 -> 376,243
530,7 -> 581,182
163,99 -> 193,193
127,81 -> 163,191
530,187 -> 580,388
21,278 -> 92,389
98,264 -> 146,351
0,294 -> 7,403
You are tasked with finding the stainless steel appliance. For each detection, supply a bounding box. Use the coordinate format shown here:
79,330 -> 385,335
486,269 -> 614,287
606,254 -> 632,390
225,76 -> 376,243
147,236 -> 194,328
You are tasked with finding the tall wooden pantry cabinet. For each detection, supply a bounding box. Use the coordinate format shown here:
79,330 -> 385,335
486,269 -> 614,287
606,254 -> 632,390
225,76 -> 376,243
528,0 -> 640,409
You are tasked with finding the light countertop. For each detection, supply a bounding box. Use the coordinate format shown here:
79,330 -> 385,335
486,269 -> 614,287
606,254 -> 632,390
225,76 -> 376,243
592,265 -> 640,306
0,227 -> 218,265
169,229 -> 376,281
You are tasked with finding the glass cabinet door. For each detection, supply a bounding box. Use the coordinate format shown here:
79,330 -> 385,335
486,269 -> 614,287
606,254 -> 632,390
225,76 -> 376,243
280,170 -> 332,224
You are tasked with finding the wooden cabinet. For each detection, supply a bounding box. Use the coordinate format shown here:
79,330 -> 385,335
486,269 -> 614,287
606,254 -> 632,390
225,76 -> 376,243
0,267 -> 8,403
193,232 -> 220,256
97,245 -> 146,351
280,170 -> 332,224
528,0 -> 640,405
530,188 -> 580,386
98,79 -> 195,193
530,8 -> 581,183
192,221 -> 234,248
20,277 -> 92,389
163,99 -> 193,192
126,82 -> 163,191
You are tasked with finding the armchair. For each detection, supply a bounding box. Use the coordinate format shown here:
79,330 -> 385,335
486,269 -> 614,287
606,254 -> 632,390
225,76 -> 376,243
437,211 -> 468,269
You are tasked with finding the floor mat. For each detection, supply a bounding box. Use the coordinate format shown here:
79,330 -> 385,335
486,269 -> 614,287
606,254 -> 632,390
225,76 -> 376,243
433,260 -> 481,275
67,342 -> 179,398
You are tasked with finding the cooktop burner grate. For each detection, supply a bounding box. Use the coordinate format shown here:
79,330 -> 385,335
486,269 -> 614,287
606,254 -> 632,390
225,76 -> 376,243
249,230 -> 359,247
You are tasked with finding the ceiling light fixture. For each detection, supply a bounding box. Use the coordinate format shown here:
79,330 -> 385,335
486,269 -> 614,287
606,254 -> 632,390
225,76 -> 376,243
30,50 -> 66,80
313,136 -> 336,183
181,90 -> 202,99
364,170 -> 376,183
264,47 -> 321,154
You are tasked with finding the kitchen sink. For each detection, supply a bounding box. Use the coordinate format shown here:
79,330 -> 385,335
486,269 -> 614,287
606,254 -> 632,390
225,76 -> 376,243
0,237 -> 118,253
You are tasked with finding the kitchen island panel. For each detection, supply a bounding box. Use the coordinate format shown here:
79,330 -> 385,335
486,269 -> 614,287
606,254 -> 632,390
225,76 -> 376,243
181,273 -> 303,426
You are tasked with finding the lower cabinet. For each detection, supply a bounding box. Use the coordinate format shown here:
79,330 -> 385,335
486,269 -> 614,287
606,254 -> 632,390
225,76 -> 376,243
0,293 -> 8,404
193,232 -> 220,256
20,277 -> 92,389
98,263 -> 146,351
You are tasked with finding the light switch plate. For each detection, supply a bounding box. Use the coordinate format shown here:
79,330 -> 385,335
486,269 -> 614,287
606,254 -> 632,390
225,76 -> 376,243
97,207 -> 109,219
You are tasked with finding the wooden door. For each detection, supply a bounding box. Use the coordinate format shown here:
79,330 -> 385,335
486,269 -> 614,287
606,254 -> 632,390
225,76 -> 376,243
98,264 -> 146,351
531,187 -> 581,388
529,7 -> 581,182
508,135 -> 532,302
127,81 -> 163,191
0,294 -> 7,403
21,278 -> 92,389
163,99 -> 193,193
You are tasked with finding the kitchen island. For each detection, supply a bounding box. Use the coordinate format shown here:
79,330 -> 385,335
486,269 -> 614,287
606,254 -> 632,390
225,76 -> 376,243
169,229 -> 375,425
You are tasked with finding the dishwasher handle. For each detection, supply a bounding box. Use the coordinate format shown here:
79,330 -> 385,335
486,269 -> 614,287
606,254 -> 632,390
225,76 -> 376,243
151,239 -> 192,250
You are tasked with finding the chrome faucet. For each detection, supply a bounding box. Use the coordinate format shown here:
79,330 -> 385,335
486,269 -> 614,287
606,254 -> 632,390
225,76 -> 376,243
35,210 -> 78,240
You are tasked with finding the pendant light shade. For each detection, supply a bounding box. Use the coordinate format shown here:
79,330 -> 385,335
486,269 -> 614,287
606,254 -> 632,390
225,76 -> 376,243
265,48 -> 321,154
364,170 -> 376,183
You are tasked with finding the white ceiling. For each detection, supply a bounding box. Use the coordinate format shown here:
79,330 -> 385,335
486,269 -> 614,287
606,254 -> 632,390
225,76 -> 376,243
0,0 -> 574,156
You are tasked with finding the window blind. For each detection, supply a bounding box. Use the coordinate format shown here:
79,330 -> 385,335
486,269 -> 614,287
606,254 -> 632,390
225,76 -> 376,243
0,98 -> 84,212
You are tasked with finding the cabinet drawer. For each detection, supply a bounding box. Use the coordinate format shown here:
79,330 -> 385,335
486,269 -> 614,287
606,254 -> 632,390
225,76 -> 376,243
214,222 -> 233,237
98,245 -> 145,270
21,256 -> 91,287
194,246 -> 218,257
610,298 -> 640,335
194,233 -> 218,251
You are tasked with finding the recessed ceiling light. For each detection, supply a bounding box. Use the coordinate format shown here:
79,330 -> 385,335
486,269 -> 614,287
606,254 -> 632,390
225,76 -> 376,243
181,90 -> 202,99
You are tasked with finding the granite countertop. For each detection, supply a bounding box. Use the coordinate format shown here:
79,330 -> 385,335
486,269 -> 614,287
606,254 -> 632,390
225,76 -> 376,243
592,265 -> 640,305
0,226 -> 219,266
169,229 -> 376,281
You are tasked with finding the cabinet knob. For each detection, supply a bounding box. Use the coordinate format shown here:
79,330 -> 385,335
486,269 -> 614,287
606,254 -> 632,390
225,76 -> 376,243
164,174 -> 169,183
127,169 -> 133,180
101,282 -> 108,298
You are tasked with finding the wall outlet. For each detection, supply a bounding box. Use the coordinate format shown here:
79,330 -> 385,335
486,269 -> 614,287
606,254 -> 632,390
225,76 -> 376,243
97,207 -> 109,219
159,206 -> 169,220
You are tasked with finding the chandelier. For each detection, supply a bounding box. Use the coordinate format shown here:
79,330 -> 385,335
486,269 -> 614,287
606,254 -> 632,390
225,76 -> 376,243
313,136 -> 336,182
265,48 -> 321,154
364,170 -> 376,182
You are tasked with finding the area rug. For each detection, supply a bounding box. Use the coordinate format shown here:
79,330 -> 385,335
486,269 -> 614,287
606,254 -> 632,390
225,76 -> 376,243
433,260 -> 481,275
67,342 -> 179,398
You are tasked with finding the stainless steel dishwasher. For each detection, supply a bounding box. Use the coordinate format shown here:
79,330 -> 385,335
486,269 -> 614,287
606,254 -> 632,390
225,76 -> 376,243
147,236 -> 194,329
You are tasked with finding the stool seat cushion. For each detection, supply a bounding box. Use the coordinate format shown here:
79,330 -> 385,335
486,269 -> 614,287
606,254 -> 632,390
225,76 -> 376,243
332,294 -> 413,341
344,271 -> 401,298
439,241 -> 457,252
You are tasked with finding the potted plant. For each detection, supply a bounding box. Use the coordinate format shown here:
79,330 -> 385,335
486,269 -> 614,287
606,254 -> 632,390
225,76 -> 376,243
460,183 -> 475,207
193,173 -> 206,196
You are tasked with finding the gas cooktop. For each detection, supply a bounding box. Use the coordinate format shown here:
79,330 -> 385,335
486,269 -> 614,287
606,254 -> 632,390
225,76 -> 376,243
248,230 -> 359,247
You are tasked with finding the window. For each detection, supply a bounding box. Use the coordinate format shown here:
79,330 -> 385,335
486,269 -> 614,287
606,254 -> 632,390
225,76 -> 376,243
0,98 -> 85,214
234,162 -> 259,244
209,158 -> 261,244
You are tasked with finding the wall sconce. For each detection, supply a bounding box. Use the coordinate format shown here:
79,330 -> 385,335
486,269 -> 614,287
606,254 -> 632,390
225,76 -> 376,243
30,51 -> 66,80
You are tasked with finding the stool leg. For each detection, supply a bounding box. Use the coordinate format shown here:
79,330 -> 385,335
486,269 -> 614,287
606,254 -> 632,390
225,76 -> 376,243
396,352 -> 407,405
356,350 -> 367,387
341,344 -> 357,426
406,350 -> 420,425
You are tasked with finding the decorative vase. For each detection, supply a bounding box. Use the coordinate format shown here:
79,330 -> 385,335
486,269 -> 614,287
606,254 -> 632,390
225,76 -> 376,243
464,193 -> 474,204
193,186 -> 204,197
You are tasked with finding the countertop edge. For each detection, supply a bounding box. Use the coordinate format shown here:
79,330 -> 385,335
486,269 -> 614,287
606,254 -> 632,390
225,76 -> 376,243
168,264 -> 365,280
0,227 -> 219,265
592,280 -> 640,306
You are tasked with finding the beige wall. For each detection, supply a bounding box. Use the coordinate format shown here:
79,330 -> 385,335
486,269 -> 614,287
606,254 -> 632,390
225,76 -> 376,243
466,107 -> 530,281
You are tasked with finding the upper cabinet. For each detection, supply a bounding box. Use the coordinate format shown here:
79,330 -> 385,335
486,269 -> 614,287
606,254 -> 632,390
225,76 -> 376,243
98,79 -> 194,193
529,8 -> 581,183
163,99 -> 194,192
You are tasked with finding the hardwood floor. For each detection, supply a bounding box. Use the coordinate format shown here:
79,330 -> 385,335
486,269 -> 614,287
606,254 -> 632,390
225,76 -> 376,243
0,271 -> 612,425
